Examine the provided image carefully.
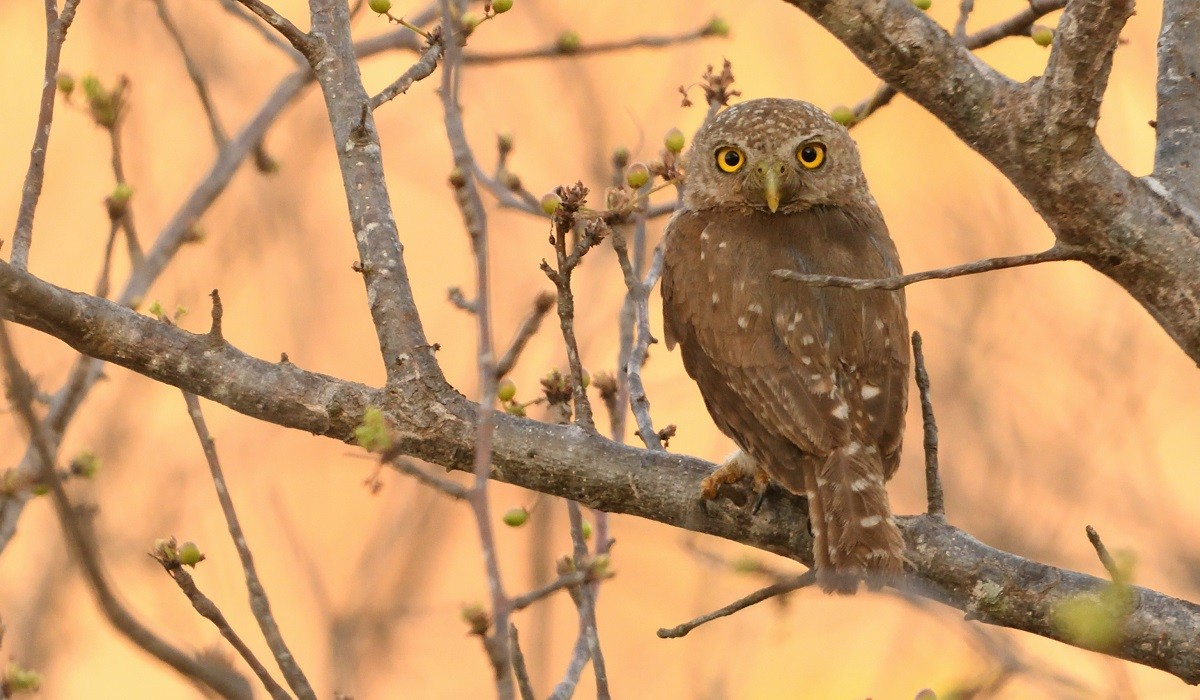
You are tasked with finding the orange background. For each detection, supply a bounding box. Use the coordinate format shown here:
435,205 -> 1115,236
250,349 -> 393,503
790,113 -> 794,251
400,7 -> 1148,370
1,0 -> 1198,698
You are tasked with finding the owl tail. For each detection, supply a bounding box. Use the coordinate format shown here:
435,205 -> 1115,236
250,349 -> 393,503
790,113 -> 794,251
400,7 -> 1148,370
805,443 -> 905,594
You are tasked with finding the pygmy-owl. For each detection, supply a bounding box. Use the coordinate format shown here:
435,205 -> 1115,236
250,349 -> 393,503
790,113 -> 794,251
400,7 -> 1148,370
661,98 -> 910,593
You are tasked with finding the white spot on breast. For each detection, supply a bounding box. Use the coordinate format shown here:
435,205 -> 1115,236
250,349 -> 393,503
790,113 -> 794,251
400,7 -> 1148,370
859,515 -> 883,528
700,250 -> 705,261
861,385 -> 881,400
831,402 -> 849,420
711,293 -> 719,305
747,303 -> 763,314
850,478 -> 871,492
718,241 -> 728,249
801,357 -> 812,366
801,335 -> 815,346
845,442 -> 861,455
701,230 -> 710,241
737,316 -> 749,329
874,319 -> 886,330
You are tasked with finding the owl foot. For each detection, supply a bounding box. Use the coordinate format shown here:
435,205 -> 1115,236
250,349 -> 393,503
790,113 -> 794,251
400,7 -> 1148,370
700,450 -> 770,508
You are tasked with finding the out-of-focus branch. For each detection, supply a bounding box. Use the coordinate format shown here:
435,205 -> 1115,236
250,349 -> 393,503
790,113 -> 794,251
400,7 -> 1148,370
235,0 -> 315,56
9,0 -> 82,270
509,625 -> 536,700
611,229 -> 665,450
181,381 -> 315,700
1153,0 -> 1200,205
911,332 -> 944,518
494,291 -> 555,379
773,246 -> 1076,291
155,0 -> 229,149
463,24 -> 724,65
0,310 -> 250,699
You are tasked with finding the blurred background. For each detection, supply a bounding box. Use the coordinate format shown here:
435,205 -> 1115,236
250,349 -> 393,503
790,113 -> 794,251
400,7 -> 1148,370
1,0 -> 1197,697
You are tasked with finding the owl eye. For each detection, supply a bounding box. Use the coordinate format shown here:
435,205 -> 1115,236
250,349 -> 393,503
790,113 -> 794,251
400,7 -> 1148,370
714,147 -> 745,173
797,142 -> 826,169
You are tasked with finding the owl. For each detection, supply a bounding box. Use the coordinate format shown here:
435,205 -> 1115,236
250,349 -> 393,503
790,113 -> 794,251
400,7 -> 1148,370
661,98 -> 910,593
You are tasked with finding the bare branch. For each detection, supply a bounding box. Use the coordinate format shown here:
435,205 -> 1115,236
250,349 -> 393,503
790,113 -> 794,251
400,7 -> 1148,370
464,25 -> 720,65
610,230 -> 664,450
235,0 -> 314,56
911,332 -> 943,519
7,262 -> 1200,682
155,0 -> 229,149
1153,0 -> 1200,203
385,455 -> 469,499
508,625 -> 536,700
1085,525 -> 1122,582
181,391 -> 316,699
218,0 -> 304,58
1040,0 -> 1135,145
153,551 -> 289,700
369,38 -> 443,109
10,0 -> 82,269
566,502 -> 609,699
510,570 -> 589,611
657,571 -> 817,639
0,308 -> 251,699
772,246 -> 1076,291
494,291 -> 555,379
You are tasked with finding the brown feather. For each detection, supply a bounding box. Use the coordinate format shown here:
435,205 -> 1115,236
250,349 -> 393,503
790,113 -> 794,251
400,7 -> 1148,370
662,204 -> 909,592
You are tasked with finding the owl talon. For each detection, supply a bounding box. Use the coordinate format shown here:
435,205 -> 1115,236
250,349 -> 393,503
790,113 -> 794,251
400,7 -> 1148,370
700,449 -> 770,506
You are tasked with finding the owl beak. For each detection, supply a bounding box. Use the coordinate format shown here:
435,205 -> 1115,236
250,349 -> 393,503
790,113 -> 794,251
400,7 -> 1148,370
762,168 -> 782,213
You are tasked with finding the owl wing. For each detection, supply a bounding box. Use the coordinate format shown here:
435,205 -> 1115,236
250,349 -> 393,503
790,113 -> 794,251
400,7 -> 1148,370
662,207 -> 908,488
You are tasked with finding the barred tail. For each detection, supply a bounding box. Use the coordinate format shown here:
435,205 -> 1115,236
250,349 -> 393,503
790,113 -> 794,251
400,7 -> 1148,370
812,443 -> 905,593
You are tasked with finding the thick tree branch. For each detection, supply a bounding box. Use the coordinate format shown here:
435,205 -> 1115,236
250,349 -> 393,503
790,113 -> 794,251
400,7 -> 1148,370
5,260 -> 1200,684
782,0 -> 1200,364
1039,0 -> 1135,153
1153,0 -> 1200,204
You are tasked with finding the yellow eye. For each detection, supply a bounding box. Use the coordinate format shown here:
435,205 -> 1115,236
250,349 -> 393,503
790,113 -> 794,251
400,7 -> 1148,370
715,146 -> 745,173
797,142 -> 826,169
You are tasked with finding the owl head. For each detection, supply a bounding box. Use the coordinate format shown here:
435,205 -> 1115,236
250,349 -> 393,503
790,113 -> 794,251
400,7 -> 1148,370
681,98 -> 870,214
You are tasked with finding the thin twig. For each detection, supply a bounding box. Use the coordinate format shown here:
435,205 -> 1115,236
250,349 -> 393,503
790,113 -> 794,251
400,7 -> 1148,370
656,571 -> 817,639
369,38 -> 443,109
463,26 -> 718,65
1085,525 -> 1122,581
386,455 -> 469,499
439,1 -> 514,695
911,331 -> 944,519
10,0 -> 82,269
772,246 -> 1075,291
547,633 -> 591,700
234,0 -> 313,55
566,503 -> 609,698
181,391 -> 316,699
611,229 -> 665,450
953,0 -> 975,39
494,291 -> 555,379
0,309 -> 250,699
218,0 -> 303,59
154,555 -> 290,700
509,625 -> 536,700
510,570 -> 590,611
155,0 -> 229,149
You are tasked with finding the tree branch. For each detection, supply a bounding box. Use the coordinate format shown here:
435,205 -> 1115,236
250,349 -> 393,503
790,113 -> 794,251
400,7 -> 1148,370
1153,0 -> 1200,205
772,247 -> 1076,291
657,571 -> 816,639
6,259 -> 1200,683
462,25 -> 721,65
235,0 -> 316,57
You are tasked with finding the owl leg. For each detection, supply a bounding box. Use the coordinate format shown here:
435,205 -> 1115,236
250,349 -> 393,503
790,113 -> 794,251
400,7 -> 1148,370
700,449 -> 770,505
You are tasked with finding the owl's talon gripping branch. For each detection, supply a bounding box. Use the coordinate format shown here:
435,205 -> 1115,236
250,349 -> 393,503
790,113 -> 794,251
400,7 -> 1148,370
663,99 -> 909,594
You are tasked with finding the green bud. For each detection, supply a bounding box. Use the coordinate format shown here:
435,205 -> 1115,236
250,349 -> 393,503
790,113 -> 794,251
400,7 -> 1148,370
148,300 -> 165,318
56,73 -> 75,96
664,128 -> 685,154
579,368 -> 590,389
829,105 -> 855,127
540,192 -> 562,215
30,483 -> 50,497
914,691 -> 937,700
111,182 -> 134,204
354,407 -> 393,453
912,0 -> 931,9
612,146 -> 630,169
448,167 -> 466,188
581,520 -> 592,539
178,541 -> 204,567
461,603 -> 490,635
1031,25 -> 1053,47
497,378 -> 517,402
702,16 -> 730,38
492,0 -> 513,13
4,663 -> 41,693
625,163 -> 650,189
72,451 -> 101,478
461,12 -> 483,31
502,507 -> 528,527
497,132 -> 514,152
505,402 -> 527,417
81,75 -> 103,102
368,0 -> 391,13
556,29 -> 581,54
